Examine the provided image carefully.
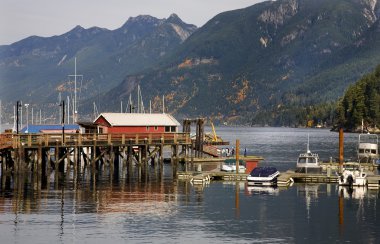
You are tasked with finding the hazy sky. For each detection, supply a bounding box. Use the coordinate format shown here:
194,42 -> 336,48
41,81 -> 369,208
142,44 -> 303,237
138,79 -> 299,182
0,0 -> 266,45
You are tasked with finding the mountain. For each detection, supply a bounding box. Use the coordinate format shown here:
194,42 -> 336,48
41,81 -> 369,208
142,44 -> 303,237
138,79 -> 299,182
0,14 -> 197,104
102,0 -> 380,125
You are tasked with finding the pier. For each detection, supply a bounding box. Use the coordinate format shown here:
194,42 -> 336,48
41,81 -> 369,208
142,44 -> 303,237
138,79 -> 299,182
0,132 -> 192,175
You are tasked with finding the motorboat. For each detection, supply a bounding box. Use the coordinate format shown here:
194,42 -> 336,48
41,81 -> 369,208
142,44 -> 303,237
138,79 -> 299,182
246,166 -> 280,186
338,162 -> 367,187
295,136 -> 321,173
221,159 -> 246,173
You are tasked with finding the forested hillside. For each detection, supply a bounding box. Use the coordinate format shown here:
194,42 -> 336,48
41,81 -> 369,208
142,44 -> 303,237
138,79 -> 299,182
335,65 -> 380,132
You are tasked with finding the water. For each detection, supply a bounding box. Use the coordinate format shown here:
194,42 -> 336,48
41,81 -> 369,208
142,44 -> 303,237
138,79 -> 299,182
1,127 -> 379,243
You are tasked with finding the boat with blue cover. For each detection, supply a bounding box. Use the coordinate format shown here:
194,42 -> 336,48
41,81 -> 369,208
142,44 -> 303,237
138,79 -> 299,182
246,166 -> 280,186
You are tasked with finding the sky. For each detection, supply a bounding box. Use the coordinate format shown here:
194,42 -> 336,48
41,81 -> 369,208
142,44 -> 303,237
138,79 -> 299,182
0,0 -> 266,45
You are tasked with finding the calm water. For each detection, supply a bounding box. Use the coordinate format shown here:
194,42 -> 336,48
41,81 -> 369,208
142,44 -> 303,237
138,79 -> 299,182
1,127 -> 379,243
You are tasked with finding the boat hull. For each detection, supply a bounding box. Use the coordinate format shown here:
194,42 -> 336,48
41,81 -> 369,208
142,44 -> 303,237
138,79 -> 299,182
338,170 -> 367,186
246,170 -> 280,186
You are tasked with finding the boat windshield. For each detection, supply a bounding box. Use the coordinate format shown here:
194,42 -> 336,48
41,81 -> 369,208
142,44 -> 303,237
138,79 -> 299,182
298,157 -> 318,164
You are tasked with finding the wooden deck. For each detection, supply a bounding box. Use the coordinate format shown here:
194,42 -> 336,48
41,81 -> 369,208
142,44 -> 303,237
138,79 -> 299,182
277,171 -> 338,186
0,132 -> 191,150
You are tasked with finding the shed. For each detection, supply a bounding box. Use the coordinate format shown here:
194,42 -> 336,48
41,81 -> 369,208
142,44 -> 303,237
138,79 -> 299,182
94,113 -> 180,133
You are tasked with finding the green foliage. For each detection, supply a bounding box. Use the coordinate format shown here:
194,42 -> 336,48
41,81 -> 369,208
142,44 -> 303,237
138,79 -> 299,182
335,64 -> 380,130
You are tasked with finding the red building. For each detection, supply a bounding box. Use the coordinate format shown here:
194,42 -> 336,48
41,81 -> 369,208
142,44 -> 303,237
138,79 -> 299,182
94,113 -> 180,134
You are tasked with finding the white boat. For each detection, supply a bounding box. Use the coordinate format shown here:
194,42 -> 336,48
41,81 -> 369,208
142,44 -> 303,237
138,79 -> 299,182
221,159 -> 246,173
357,133 -> 379,165
246,166 -> 280,186
338,163 -> 367,186
296,136 -> 321,173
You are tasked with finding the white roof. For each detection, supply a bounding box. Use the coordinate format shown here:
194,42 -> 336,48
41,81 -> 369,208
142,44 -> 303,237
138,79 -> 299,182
95,113 -> 180,127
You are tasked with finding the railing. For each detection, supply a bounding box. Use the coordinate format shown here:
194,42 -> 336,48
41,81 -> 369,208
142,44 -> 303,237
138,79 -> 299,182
1,132 -> 192,149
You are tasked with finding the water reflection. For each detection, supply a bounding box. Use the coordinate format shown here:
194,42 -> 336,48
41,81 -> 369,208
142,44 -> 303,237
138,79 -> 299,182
0,127 -> 379,243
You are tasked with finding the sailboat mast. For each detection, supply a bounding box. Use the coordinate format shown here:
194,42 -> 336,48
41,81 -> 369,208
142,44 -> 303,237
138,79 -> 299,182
137,85 -> 140,113
74,57 -> 77,122
0,100 -> 2,132
162,95 -> 165,114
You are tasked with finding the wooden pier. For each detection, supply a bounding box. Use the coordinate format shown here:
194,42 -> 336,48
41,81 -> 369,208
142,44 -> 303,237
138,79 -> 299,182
277,171 -> 338,186
0,132 -> 192,175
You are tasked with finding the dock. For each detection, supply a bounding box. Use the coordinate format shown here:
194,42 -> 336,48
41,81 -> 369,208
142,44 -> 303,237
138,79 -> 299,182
277,171 -> 338,186
0,132 -> 192,174
178,171 -> 248,184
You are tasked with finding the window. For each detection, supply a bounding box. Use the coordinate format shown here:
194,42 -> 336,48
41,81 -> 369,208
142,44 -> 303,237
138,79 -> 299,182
154,126 -> 158,131
171,126 -> 176,132
165,126 -> 170,132
146,126 -> 150,131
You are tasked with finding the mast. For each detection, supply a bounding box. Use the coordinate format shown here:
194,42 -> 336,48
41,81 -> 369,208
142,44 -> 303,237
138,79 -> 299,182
162,95 -> 165,114
137,85 -> 140,113
128,94 -> 133,113
13,105 -> 16,132
67,96 -> 70,124
0,100 -> 2,132
68,57 -> 82,122
74,57 -> 77,121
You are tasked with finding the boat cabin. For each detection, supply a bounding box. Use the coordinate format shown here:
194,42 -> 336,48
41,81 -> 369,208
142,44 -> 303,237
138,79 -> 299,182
296,150 -> 321,173
358,134 -> 379,163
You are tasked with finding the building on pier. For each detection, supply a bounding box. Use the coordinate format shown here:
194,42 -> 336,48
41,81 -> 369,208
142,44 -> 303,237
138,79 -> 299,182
93,113 -> 180,134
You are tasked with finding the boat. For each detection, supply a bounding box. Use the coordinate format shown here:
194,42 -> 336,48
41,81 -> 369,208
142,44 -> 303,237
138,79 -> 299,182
221,159 -> 246,173
295,136 -> 321,173
338,162 -> 367,187
246,166 -> 280,186
357,133 -> 379,165
337,133 -> 376,186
